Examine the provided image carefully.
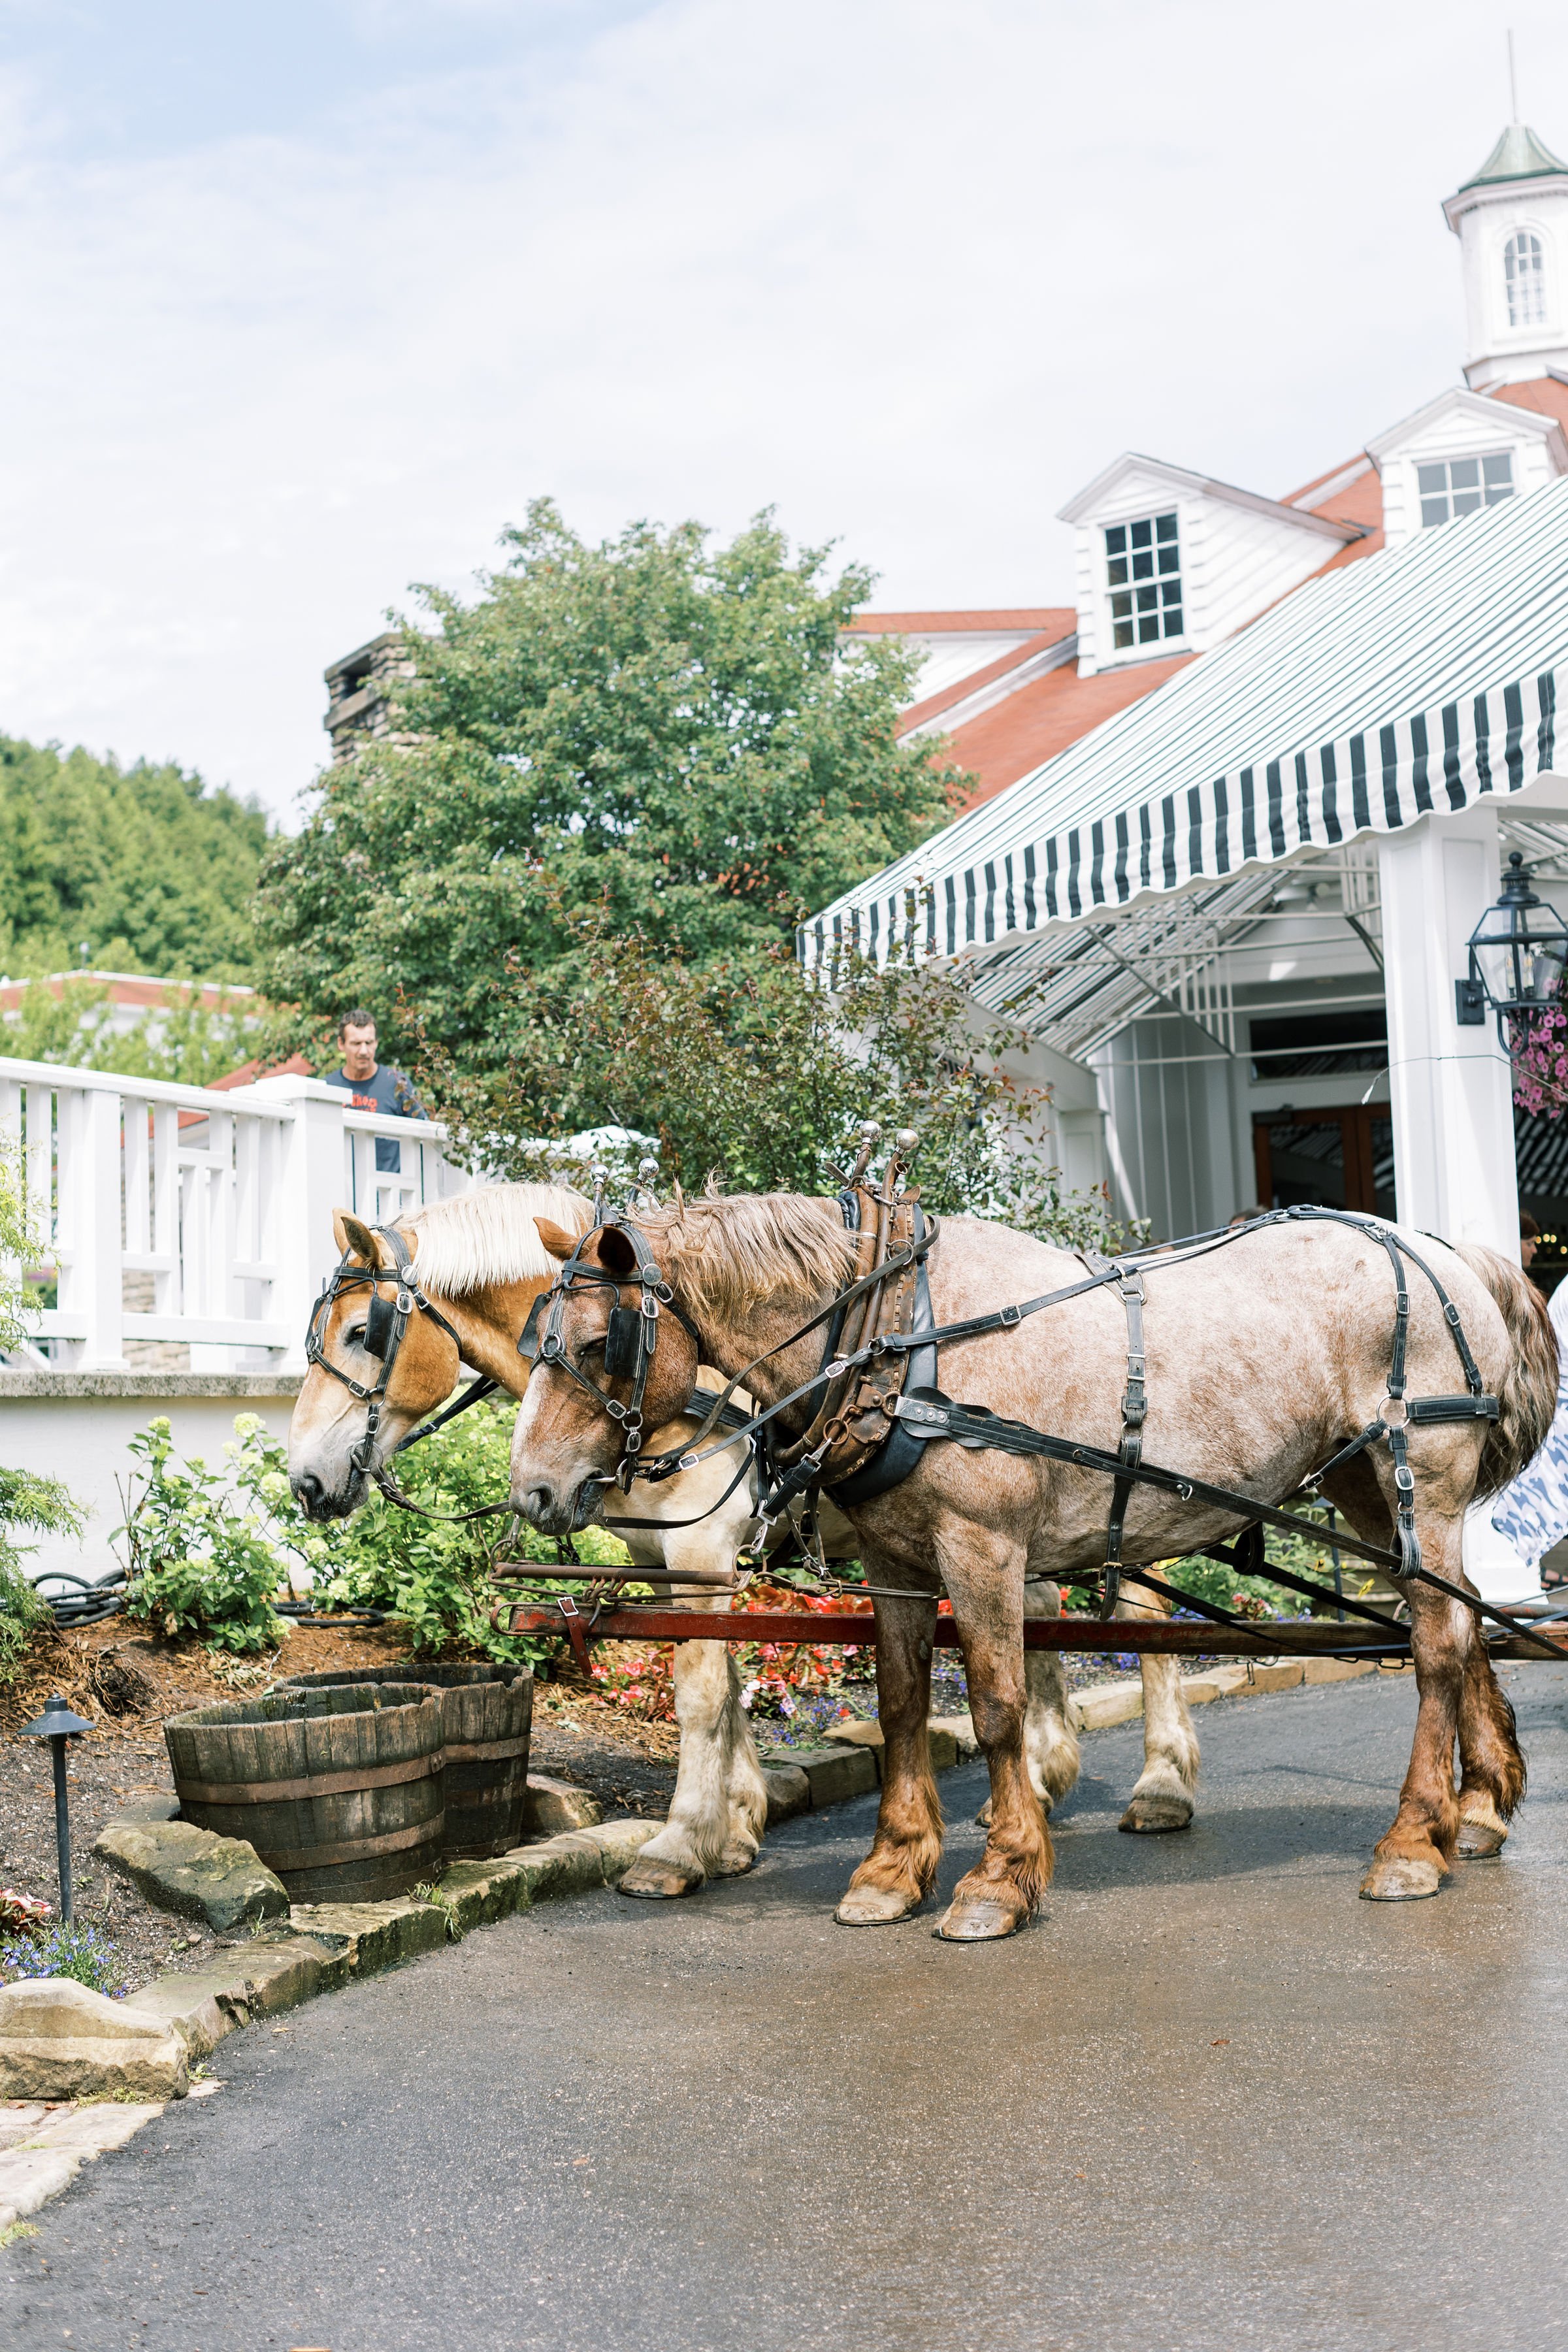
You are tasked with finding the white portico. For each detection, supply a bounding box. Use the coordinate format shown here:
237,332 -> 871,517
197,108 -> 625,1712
811,474 -> 1568,1271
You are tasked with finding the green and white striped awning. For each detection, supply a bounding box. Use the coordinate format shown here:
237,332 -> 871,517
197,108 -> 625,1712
803,474 -> 1568,982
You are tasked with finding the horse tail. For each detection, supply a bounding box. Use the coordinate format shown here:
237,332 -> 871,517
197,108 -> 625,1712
1451,1243 -> 1560,1497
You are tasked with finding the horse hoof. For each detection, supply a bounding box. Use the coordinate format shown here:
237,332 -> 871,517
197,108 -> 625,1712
618,1856 -> 704,1900
836,1884 -> 919,1926
712,1846 -> 759,1879
1119,1792 -> 1193,1835
973,1799 -> 994,1828
934,1896 -> 1028,1942
1359,1855 -> 1442,1901
1457,1821 -> 1507,1859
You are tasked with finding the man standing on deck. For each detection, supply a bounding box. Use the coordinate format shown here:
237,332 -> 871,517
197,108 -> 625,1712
322,1009 -> 427,1173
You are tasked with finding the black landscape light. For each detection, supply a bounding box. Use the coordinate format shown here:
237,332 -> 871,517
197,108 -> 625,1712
21,1692 -> 93,1924
1456,853 -> 1568,1037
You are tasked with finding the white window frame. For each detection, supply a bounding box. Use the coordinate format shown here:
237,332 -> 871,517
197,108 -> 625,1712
1413,449 -> 1516,531
1103,511 -> 1186,660
1502,226 -> 1549,332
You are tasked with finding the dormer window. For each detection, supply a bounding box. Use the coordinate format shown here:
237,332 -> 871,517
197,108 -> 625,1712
1106,513 -> 1183,651
1416,452 -> 1514,528
1504,230 -> 1547,329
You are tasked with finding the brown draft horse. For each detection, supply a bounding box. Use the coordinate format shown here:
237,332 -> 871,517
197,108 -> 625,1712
287,1188 -> 1224,1897
513,1197 -> 1556,1941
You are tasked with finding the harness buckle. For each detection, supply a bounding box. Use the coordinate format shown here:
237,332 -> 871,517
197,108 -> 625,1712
1000,1303 -> 1022,1326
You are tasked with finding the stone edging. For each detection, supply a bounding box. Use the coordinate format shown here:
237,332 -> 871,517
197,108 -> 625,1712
0,1659 -> 1412,2230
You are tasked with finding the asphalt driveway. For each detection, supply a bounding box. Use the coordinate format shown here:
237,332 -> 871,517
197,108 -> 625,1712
8,1663 -> 1568,2352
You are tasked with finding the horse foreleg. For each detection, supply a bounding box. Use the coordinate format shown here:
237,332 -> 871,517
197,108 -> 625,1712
617,1501 -> 769,1901
1117,1573 -> 1200,1835
1456,1631 -> 1527,1859
838,1582 -> 943,1925
936,1527 -> 1051,1942
1362,1528 -> 1470,1901
974,1579 -> 1081,1828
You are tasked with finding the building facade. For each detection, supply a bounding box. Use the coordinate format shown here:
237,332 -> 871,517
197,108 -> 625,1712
821,122 -> 1568,1294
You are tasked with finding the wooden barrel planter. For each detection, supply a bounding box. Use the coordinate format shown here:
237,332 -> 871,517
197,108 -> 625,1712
165,1683 -> 446,1903
282,1665 -> 532,1860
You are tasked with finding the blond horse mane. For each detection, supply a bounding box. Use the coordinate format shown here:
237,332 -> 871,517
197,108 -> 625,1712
400,1183 -> 595,1296
635,1194 -> 860,1326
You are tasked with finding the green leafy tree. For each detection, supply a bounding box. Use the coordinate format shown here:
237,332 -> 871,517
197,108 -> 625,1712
0,736 -> 268,980
416,918 -> 1139,1250
255,503 -> 957,1069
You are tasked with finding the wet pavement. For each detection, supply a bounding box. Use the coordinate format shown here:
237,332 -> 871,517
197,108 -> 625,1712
7,1663 -> 1568,2351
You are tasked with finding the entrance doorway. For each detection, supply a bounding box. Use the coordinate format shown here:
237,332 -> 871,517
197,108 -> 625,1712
1253,1107 -> 1396,1217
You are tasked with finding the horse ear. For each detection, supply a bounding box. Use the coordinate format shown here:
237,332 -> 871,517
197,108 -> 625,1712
333,1210 -> 379,1264
533,1217 -> 578,1261
597,1224 -> 638,1276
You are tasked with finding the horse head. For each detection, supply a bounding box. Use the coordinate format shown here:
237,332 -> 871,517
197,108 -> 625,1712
287,1209 -> 463,1520
510,1216 -> 701,1537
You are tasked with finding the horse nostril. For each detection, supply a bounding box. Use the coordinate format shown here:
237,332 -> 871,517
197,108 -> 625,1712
525,1484 -> 553,1525
293,1473 -> 325,1518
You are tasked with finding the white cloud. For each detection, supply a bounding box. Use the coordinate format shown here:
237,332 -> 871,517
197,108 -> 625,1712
0,0 -> 1561,821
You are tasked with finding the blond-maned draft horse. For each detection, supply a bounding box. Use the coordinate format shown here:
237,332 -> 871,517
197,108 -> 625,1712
284,1186 -> 1219,1903
512,1194 -> 1556,1941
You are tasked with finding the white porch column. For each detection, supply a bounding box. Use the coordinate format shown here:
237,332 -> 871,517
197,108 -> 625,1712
1377,804 -> 1519,1257
253,1077 -> 348,1375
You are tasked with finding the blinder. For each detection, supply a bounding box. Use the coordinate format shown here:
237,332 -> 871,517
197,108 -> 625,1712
363,1289 -> 399,1360
525,1213 -> 706,1491
603,1305 -> 644,1380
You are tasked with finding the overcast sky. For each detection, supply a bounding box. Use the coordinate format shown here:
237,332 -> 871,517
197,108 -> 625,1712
1,0 -> 1564,825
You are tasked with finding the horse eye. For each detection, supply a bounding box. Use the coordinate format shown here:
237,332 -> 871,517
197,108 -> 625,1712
346,1324 -> 367,1347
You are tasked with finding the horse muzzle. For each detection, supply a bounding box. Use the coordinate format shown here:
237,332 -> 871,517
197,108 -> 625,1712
289,1467 -> 365,1523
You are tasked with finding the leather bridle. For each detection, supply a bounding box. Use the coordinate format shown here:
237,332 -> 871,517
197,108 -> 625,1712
305,1224 -> 498,1484
521,1213 -> 704,1495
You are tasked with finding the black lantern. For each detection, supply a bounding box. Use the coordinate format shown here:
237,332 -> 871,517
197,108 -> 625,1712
21,1692 -> 93,1924
1456,853 -> 1568,1036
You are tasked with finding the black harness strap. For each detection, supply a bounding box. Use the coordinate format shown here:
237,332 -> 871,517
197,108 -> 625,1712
890,1388 -> 1560,1657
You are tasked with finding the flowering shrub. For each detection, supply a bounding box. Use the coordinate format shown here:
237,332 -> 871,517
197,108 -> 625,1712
0,1922 -> 127,1997
118,1416 -> 299,1654
734,1580 -> 872,1707
1511,1005 -> 1568,1118
0,1889 -> 52,1936
586,1644 -> 676,1722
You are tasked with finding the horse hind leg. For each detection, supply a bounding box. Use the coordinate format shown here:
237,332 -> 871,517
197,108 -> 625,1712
1456,1641 -> 1527,1859
1117,1575 -> 1200,1835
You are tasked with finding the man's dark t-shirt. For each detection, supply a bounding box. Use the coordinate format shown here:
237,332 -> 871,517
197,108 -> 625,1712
323,1064 -> 427,1173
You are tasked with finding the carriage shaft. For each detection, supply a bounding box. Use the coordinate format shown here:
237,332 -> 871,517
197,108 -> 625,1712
503,1603 -> 1563,1660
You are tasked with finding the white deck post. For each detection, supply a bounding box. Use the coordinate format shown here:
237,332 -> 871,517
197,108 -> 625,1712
1377,805 -> 1519,1256
72,1085 -> 128,1371
254,1077 -> 348,1374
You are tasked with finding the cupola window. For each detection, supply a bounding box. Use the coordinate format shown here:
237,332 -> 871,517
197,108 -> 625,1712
1504,230 -> 1547,329
1416,452 -> 1514,528
1105,513 -> 1183,650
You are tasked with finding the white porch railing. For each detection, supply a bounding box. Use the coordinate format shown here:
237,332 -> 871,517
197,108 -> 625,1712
0,1059 -> 474,1373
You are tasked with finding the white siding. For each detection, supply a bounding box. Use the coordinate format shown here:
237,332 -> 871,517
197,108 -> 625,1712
1377,402 -> 1558,549
1072,470 -> 1341,677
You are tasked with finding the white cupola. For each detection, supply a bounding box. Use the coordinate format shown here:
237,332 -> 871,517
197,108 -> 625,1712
1443,122 -> 1568,388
